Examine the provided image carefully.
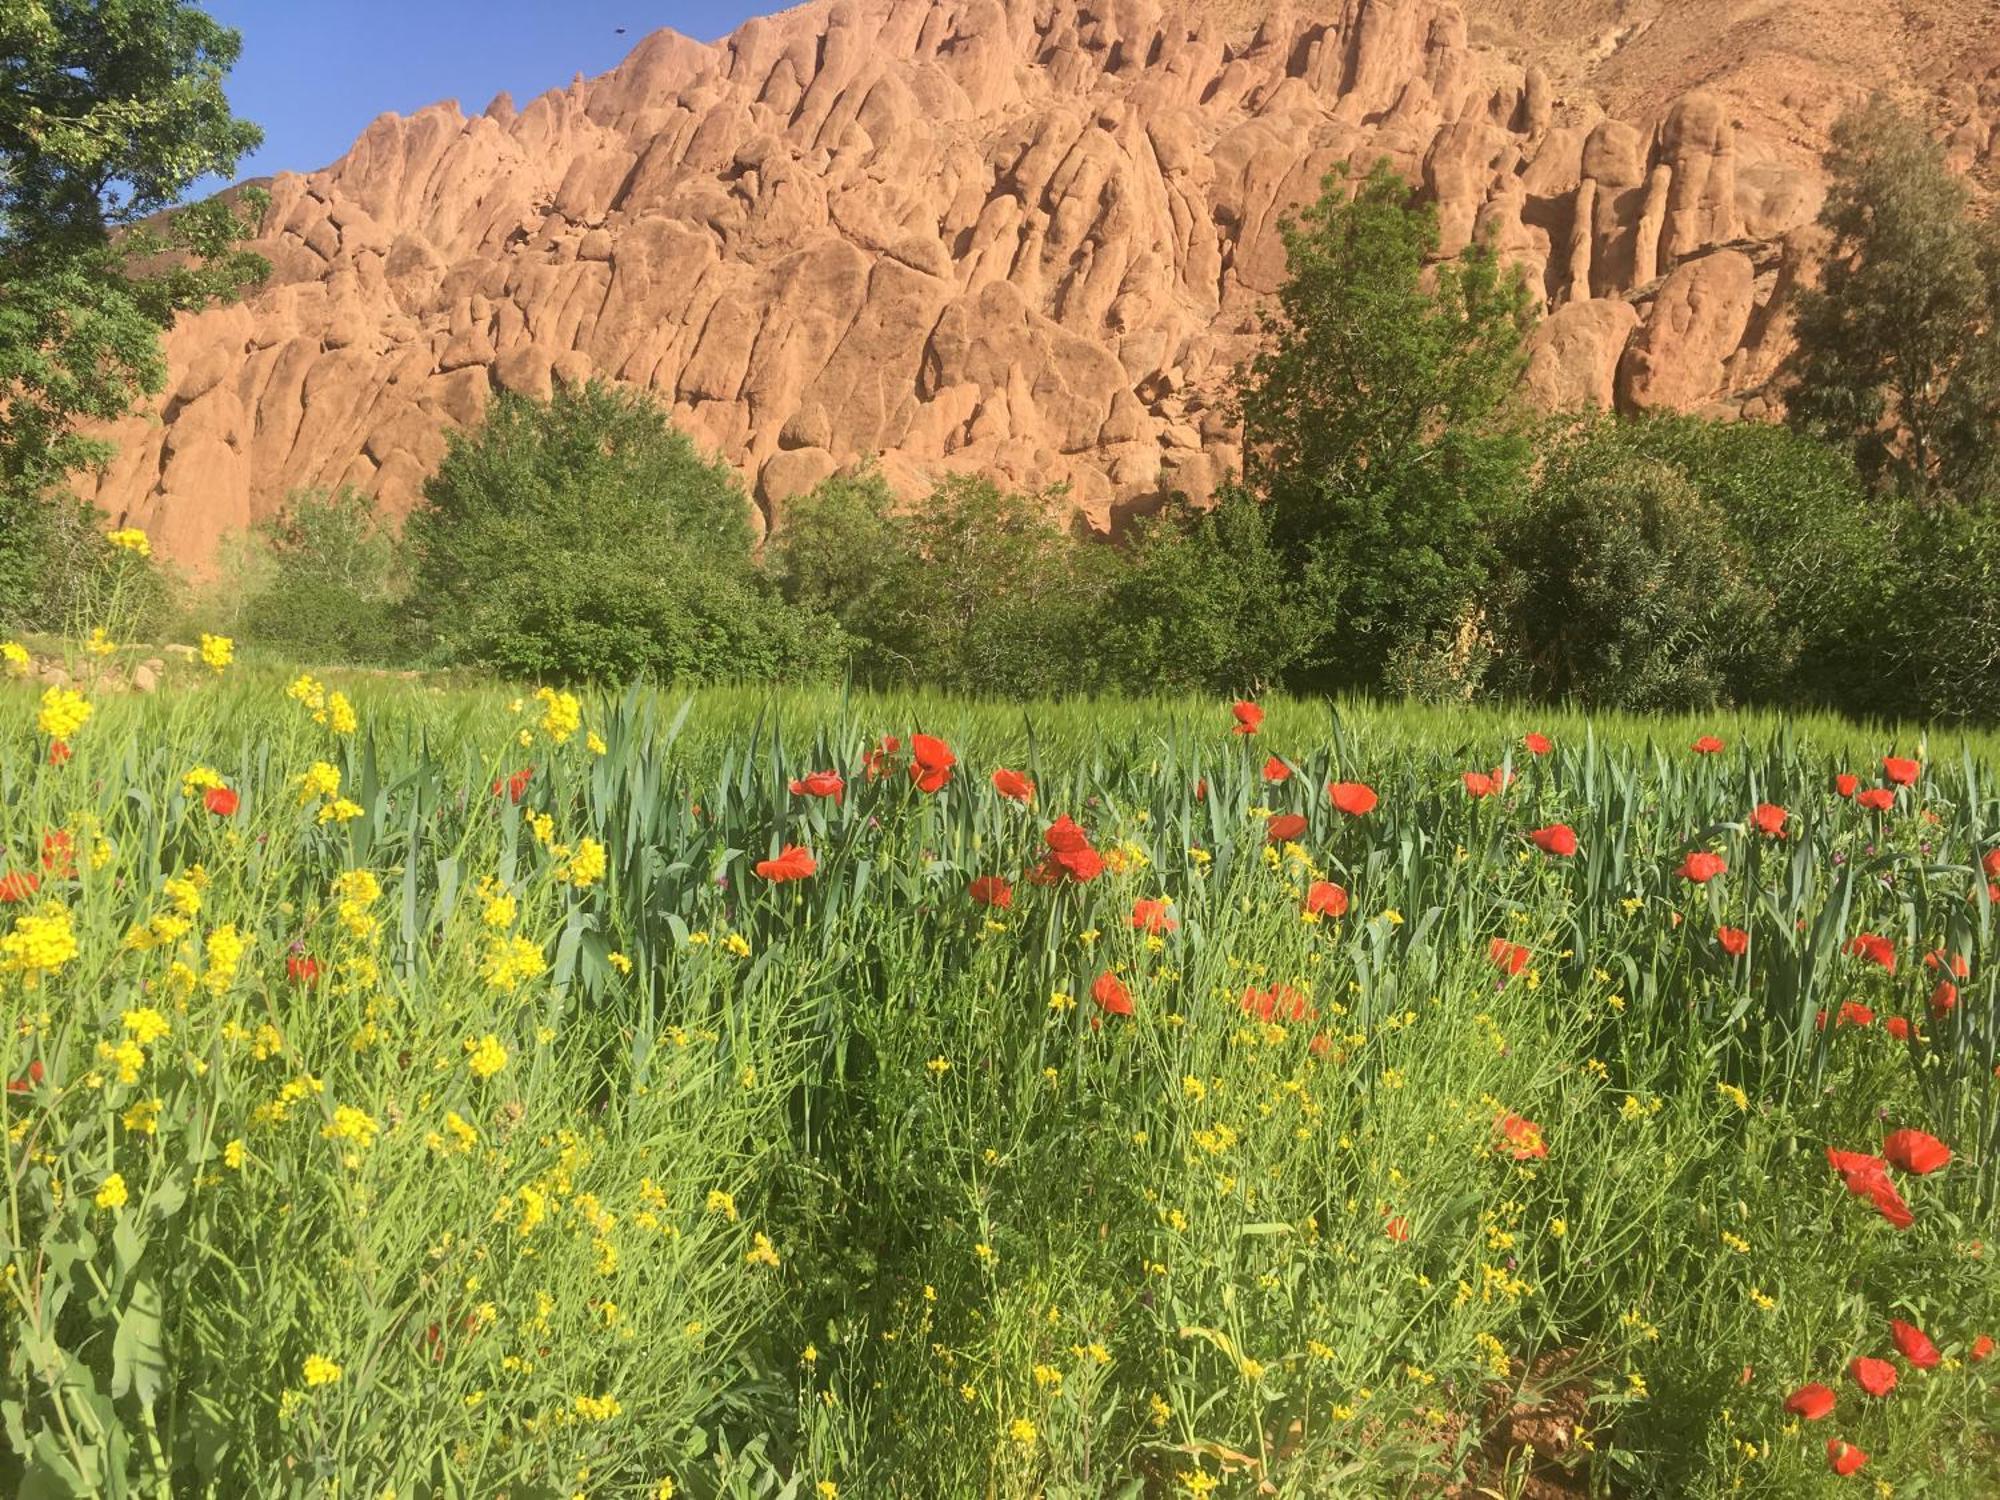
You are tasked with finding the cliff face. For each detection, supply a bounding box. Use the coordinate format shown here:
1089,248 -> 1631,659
76,0 -> 2000,564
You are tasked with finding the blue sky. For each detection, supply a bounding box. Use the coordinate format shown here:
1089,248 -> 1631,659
193,2 -> 769,196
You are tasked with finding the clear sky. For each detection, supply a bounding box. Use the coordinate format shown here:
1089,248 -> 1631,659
191,1 -> 770,197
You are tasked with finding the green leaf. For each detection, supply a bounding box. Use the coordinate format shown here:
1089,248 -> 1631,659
111,1274 -> 167,1407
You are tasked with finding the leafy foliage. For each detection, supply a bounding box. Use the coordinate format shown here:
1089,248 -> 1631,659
407,381 -> 838,684
1497,427 -> 1780,709
1097,487 -> 1306,695
236,488 -> 408,665
1239,159 -> 1539,691
1788,98 -> 2000,503
770,471 -> 1123,695
0,0 -> 267,504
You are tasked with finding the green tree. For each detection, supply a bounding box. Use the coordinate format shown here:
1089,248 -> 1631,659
1,1 -> 266,498
762,467 -> 919,678
408,381 -> 836,683
1788,97 -> 2000,503
1240,158 -> 1538,691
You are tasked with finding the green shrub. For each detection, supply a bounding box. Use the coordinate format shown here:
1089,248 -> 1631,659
1097,487 -> 1305,695
0,490 -> 168,639
1866,499 -> 2000,723
1497,429 -> 1780,710
408,380 -> 836,684
768,471 -> 1121,695
235,487 -> 408,665
1564,416 -> 1887,710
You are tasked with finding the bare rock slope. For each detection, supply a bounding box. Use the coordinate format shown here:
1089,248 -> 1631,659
81,0 -> 2000,564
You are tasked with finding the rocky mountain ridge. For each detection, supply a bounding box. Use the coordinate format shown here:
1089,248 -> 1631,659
76,0 -> 2000,564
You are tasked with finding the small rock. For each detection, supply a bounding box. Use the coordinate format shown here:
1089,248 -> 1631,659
132,664 -> 159,694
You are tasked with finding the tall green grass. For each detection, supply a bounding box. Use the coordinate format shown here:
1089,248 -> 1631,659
2,671 -> 1996,1497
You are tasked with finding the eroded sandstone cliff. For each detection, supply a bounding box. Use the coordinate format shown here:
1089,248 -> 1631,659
76,0 -> 2000,564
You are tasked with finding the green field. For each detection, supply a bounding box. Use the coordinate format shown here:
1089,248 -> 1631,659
3,667 -> 1998,1498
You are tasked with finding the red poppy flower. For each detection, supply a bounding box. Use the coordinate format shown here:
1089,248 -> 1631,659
1691,735 -> 1725,754
0,872 -> 39,903
969,875 -> 1013,910
1231,701 -> 1263,735
1930,980 -> 1959,1018
1488,939 -> 1530,976
1856,787 -> 1895,812
1495,1113 -> 1547,1160
492,768 -> 533,804
1889,1320 -> 1940,1369
286,955 -> 322,985
1885,1015 -> 1919,1042
1241,983 -> 1315,1024
1784,1384 -> 1836,1421
1827,1000 -> 1875,1029
1751,803 -> 1788,838
1462,771 -> 1495,798
1523,732 -> 1552,755
1040,815 -> 1104,882
1924,948 -> 1971,977
788,770 -> 845,805
1489,765 -> 1516,791
1131,898 -> 1177,934
1262,755 -> 1292,784
1882,1128 -> 1950,1175
1529,824 -> 1578,857
1304,880 -> 1348,918
1679,851 -> 1727,883
5,1059 -> 44,1095
1835,773 -> 1859,798
1091,970 -> 1132,1017
47,740 -> 70,766
861,735 -> 902,781
991,768 -> 1035,804
909,734 -> 956,793
1972,1334 -> 1994,1363
1045,815 -> 1090,854
204,786 -> 240,817
1825,1148 -> 1917,1227
40,832 -> 73,877
1266,813 -> 1308,843
1883,756 -> 1921,786
754,844 -> 817,882
1985,849 -> 2000,879
1827,1439 -> 1868,1476
1193,778 -> 1208,802
1717,925 -> 1749,957
1845,933 -> 1896,972
1327,781 -> 1377,816
1848,1358 -> 1896,1398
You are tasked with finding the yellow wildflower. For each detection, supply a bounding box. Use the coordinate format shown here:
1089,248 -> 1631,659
37,686 -> 91,742
198,634 -> 234,673
465,1034 -> 509,1080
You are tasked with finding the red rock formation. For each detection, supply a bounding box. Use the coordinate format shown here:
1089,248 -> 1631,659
74,0 -> 2000,565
